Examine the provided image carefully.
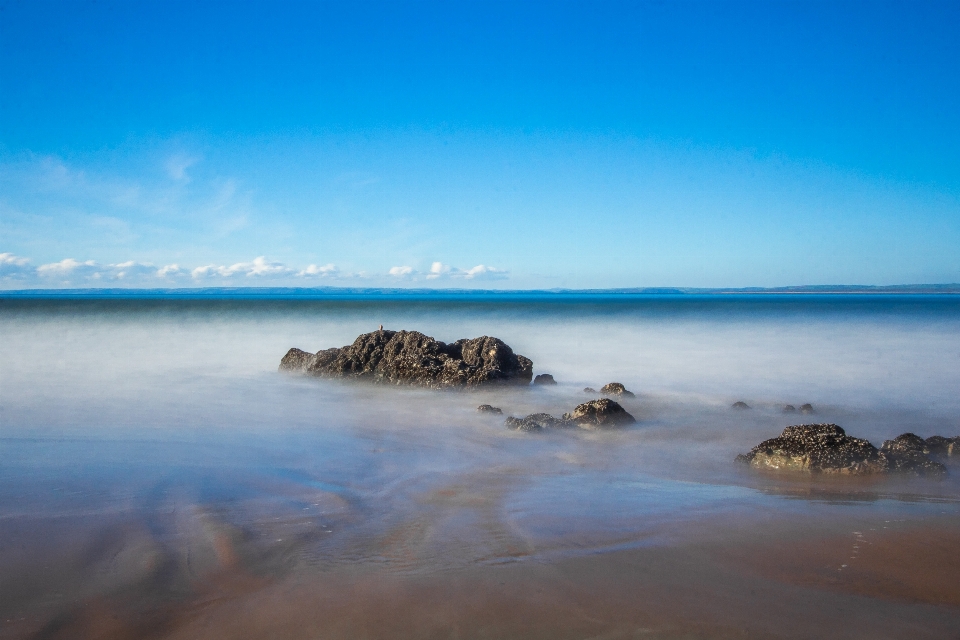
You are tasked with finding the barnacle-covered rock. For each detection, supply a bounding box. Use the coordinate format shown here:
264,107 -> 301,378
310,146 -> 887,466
736,424 -> 886,475
564,398 -> 636,429
280,329 -> 533,388
737,424 -> 947,476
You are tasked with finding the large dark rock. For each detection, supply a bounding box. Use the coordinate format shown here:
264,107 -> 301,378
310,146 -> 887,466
563,398 -> 636,429
736,424 -> 885,475
280,329 -> 533,388
600,382 -> 635,398
533,373 -> 557,385
736,424 -> 947,476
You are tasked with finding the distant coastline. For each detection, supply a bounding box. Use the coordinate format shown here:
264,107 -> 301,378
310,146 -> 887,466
2,284 -> 960,298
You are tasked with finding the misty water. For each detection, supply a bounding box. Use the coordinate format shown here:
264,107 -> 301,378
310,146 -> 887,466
2,294 -> 960,637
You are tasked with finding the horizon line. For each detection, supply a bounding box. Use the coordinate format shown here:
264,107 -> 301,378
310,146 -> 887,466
3,283 -> 960,298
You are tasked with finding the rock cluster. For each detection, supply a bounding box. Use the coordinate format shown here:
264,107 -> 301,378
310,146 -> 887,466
736,424 -> 949,476
280,329 -> 533,388
505,398 -> 636,432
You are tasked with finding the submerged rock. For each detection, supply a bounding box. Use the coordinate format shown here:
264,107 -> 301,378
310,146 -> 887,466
732,401 -> 751,410
800,403 -> 815,414
600,382 -> 635,398
533,373 -> 557,385
736,424 -> 885,475
280,329 -> 533,388
563,398 -> 636,429
782,405 -> 797,413
477,404 -> 503,414
506,399 -> 638,433
505,413 -> 569,432
737,424 -> 947,476
583,387 -> 597,393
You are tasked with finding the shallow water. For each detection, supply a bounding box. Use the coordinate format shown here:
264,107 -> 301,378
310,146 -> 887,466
2,294 -> 959,638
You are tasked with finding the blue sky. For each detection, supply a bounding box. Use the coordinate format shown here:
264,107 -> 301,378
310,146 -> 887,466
1,0 -> 959,288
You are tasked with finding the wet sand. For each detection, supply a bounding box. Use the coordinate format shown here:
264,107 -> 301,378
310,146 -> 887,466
5,510 -> 959,640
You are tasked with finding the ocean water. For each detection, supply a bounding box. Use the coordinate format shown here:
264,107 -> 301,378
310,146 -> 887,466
2,294 -> 959,638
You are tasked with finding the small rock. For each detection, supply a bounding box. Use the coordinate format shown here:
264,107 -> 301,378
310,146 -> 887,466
477,404 -> 503,414
533,374 -> 557,385
600,382 -> 635,398
782,405 -> 797,413
505,413 -> 568,432
731,401 -> 751,410
563,398 -> 636,429
800,403 -> 815,414
583,387 -> 596,393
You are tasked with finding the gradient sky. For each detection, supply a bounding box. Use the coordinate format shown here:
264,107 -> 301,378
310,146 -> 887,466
1,0 -> 959,288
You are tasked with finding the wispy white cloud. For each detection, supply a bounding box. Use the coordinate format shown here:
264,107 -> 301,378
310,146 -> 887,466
0,253 -> 507,288
426,261 -> 451,279
297,263 -> 339,277
0,253 -> 33,280
37,258 -> 98,275
165,154 -> 200,182
109,261 -> 159,279
424,262 -> 508,280
34,258 -> 160,282
460,264 -> 507,279
157,264 -> 183,277
191,256 -> 292,279
0,252 -> 30,266
0,153 -> 257,253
